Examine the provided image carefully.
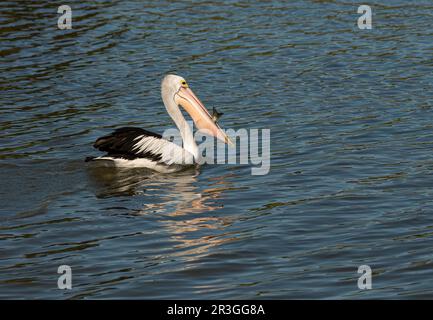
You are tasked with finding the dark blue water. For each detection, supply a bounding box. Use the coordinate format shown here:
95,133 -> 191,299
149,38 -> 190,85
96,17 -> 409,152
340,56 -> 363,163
1,0 -> 433,299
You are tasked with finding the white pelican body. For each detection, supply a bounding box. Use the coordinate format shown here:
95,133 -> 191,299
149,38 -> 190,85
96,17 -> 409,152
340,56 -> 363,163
86,75 -> 231,173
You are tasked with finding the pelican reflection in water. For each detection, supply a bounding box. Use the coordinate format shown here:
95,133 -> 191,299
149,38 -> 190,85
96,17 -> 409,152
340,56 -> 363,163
87,166 -> 238,257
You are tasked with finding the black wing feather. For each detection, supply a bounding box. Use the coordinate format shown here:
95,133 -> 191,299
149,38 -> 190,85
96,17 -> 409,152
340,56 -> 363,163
93,127 -> 163,161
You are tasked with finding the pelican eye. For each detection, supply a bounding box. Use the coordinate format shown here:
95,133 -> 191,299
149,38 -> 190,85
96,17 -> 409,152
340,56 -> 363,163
181,80 -> 188,88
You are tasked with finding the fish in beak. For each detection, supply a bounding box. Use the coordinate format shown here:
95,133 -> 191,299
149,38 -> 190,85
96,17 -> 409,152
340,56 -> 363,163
211,107 -> 223,123
175,86 -> 233,146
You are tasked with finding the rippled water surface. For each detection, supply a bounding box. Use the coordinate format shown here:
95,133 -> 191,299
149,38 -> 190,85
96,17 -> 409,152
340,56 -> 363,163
1,0 -> 433,299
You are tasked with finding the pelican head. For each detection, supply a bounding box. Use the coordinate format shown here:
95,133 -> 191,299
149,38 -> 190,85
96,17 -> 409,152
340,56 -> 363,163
162,74 -> 233,145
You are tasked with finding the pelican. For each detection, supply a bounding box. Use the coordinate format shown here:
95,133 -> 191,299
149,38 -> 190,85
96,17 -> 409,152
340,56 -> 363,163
86,74 -> 232,173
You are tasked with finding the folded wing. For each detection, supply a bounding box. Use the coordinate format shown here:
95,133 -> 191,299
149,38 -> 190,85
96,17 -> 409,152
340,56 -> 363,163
93,127 -> 193,165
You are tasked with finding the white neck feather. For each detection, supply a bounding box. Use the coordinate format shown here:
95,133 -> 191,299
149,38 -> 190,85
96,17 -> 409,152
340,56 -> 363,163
161,87 -> 198,160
